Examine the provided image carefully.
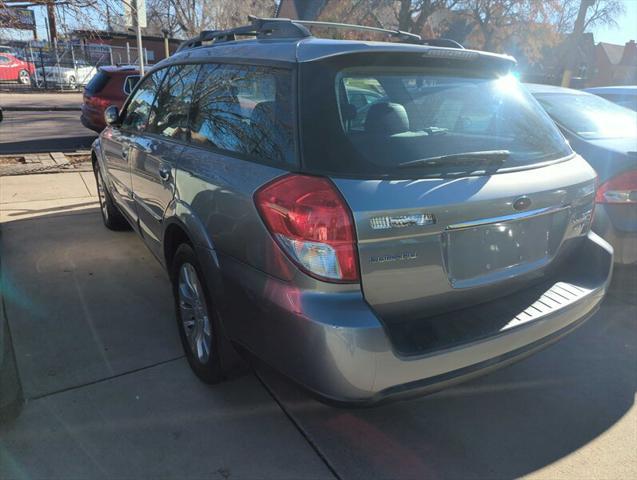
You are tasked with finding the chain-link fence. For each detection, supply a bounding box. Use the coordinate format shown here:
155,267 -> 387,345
0,40 -> 149,91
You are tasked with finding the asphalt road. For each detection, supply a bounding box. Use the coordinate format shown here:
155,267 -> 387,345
0,110 -> 96,154
0,173 -> 635,479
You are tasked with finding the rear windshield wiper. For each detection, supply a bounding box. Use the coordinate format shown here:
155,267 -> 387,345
397,150 -> 510,169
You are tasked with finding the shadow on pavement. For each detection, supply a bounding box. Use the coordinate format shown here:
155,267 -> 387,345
0,136 -> 96,155
0,207 -> 332,479
256,286 -> 637,479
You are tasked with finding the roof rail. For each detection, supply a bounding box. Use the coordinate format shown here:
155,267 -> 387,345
176,18 -> 311,52
281,18 -> 422,43
177,16 -> 465,53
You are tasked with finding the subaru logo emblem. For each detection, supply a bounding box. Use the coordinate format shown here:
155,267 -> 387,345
513,196 -> 532,211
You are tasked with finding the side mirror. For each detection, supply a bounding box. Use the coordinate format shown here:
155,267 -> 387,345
104,105 -> 120,126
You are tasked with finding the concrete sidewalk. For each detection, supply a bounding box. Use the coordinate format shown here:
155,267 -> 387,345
0,172 -> 98,222
0,92 -> 83,111
0,172 -> 333,479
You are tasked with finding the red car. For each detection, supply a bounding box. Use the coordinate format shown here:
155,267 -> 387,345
0,53 -> 35,84
81,65 -> 140,132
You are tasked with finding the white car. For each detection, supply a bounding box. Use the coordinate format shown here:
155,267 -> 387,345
36,60 -> 97,89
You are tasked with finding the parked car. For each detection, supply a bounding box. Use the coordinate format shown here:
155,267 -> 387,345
92,18 -> 612,404
584,86 -> 637,111
36,59 -> 97,90
81,65 -> 140,132
528,84 -> 637,265
0,53 -> 35,84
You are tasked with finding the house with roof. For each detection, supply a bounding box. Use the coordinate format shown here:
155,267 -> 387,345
590,40 -> 637,86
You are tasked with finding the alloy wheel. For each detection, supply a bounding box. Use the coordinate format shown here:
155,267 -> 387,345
178,262 -> 212,363
18,70 -> 30,85
96,168 -> 109,222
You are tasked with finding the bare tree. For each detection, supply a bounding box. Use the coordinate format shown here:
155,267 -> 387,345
167,0 -> 275,37
559,0 -> 625,86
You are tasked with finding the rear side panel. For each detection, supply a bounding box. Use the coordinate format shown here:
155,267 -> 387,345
333,155 -> 596,322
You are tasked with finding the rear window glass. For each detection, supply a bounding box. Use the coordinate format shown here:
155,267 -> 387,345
300,59 -> 572,178
85,71 -> 109,94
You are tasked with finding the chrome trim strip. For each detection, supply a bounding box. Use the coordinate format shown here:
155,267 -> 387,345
446,205 -> 569,230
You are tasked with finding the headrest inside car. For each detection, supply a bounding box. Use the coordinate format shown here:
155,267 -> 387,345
364,102 -> 409,135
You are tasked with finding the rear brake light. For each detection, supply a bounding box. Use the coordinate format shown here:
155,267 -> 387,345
595,170 -> 637,204
255,174 -> 359,283
87,96 -> 109,108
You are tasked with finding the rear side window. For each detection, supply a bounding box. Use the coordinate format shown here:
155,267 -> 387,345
85,71 -> 109,94
189,63 -> 295,166
123,75 -> 141,95
301,56 -> 573,178
121,69 -> 166,133
148,64 -> 199,141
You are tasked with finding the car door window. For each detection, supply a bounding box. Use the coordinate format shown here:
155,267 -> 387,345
121,69 -> 166,134
0,55 -> 9,64
123,75 -> 141,95
148,64 -> 200,141
189,63 -> 295,166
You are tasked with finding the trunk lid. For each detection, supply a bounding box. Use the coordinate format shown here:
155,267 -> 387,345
333,155 -> 596,321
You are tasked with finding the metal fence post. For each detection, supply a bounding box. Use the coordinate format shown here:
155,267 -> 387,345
109,46 -> 114,66
126,42 -> 131,64
39,48 -> 48,90
28,43 -> 39,89
71,44 -> 78,90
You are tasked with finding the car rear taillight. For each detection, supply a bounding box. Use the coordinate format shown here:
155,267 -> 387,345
595,170 -> 637,204
87,95 -> 109,108
255,174 -> 359,283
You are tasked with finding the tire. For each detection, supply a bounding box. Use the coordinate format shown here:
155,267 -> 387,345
68,75 -> 77,90
171,243 -> 239,384
93,162 -> 130,230
17,70 -> 30,85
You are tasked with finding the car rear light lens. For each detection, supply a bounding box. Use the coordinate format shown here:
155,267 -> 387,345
87,96 -> 109,108
255,174 -> 359,283
595,170 -> 637,204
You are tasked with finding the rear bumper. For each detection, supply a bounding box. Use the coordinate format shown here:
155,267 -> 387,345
80,108 -> 104,133
213,232 -> 613,404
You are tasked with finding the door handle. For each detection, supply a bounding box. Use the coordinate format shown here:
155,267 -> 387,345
158,166 -> 171,182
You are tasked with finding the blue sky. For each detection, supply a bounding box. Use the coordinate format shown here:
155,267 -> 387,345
592,0 -> 637,44
12,0 -> 637,46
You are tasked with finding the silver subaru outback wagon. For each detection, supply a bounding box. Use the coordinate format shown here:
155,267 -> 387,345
91,18 -> 613,404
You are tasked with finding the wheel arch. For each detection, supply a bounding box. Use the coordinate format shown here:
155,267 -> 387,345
162,200 -> 216,271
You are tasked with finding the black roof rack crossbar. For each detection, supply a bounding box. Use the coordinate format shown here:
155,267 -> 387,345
176,18 -> 311,52
177,16 -> 466,53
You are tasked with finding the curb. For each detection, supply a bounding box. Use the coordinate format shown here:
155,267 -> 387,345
3,107 -> 81,112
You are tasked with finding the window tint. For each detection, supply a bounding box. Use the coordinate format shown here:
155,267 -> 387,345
0,55 -> 10,64
300,57 -> 572,177
121,69 -> 166,133
189,64 -> 295,166
123,75 -> 140,95
148,64 -> 199,141
85,71 -> 109,94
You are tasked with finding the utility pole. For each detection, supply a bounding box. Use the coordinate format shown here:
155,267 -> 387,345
125,0 -> 146,75
46,0 -> 57,45
561,0 -> 594,87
